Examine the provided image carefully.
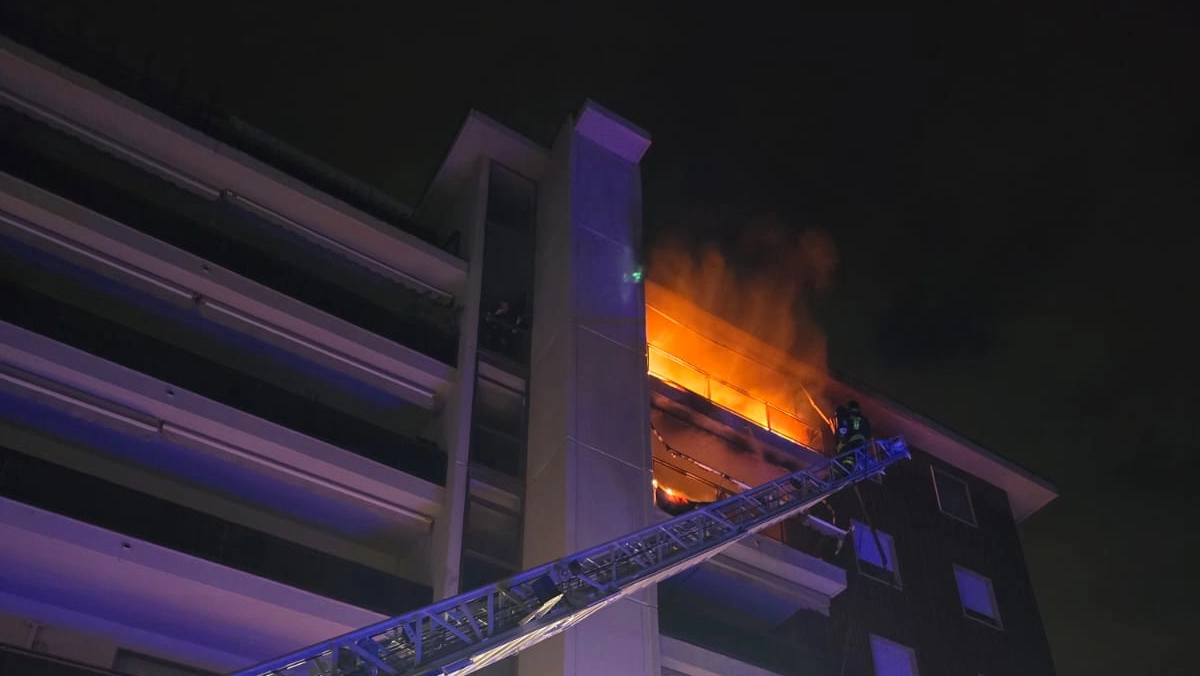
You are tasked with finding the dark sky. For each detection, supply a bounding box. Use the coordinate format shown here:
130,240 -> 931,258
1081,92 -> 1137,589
6,2 -> 1199,673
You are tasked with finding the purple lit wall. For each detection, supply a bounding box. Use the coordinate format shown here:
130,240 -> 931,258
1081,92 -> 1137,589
519,102 -> 657,676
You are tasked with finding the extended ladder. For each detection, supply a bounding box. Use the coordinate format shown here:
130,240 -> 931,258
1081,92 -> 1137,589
231,437 -> 909,676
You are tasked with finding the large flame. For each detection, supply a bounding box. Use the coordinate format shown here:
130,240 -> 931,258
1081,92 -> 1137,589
644,217 -> 838,451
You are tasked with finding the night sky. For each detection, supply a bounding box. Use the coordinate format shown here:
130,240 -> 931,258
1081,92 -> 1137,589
5,2 -> 1198,674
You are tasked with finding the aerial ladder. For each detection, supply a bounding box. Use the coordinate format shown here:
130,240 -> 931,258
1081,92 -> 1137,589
230,437 -> 909,676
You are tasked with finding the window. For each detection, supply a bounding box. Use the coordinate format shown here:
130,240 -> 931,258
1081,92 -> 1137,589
869,635 -> 919,676
954,565 -> 1003,628
471,373 -> 527,476
853,520 -> 901,587
463,496 -> 522,566
486,164 -> 537,233
931,466 -> 977,526
474,376 -> 526,439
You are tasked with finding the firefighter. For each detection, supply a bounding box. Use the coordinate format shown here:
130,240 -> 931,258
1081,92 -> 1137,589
834,400 -> 871,473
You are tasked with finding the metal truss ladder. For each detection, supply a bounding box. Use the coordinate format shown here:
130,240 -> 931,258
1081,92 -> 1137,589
231,437 -> 910,676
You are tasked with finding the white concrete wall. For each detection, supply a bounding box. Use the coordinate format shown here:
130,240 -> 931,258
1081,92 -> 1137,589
431,156 -> 491,599
519,104 -> 657,676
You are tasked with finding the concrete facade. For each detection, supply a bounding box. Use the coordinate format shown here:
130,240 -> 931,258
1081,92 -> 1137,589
520,107 -> 658,676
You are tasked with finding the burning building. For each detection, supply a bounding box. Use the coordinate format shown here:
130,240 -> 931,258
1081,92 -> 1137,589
0,20 -> 1058,676
640,278 -> 1058,674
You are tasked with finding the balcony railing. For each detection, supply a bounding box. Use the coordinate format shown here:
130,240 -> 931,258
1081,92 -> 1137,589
647,344 -> 824,450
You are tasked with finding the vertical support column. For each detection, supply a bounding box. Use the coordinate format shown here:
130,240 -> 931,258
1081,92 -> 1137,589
520,102 -> 656,676
430,157 -> 490,600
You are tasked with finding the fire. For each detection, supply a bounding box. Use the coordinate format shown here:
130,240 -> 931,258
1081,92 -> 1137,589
642,219 -> 838,451
646,283 -> 827,449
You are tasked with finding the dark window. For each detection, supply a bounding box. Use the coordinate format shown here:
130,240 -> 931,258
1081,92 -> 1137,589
486,165 -> 536,233
932,466 -> 977,526
470,424 -> 523,478
474,377 -> 526,440
460,551 -> 516,592
478,164 -> 536,366
463,496 -> 521,566
470,374 -> 526,478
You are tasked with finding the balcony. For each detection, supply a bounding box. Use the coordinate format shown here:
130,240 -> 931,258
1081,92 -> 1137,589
0,317 -> 445,533
658,585 -> 840,676
648,345 -> 824,452
0,494 -> 393,672
659,635 -> 837,676
0,7 -> 448,254
0,446 -> 432,616
0,238 -> 448,485
0,99 -> 461,368
648,374 -> 849,633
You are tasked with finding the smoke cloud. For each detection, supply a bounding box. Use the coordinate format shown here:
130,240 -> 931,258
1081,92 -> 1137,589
648,213 -> 838,372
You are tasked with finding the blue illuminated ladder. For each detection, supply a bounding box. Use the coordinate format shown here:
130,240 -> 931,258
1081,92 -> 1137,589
230,437 -> 909,676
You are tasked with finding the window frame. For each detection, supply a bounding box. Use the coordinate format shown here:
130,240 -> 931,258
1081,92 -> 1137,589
852,519 -> 902,589
953,563 -> 1005,630
930,465 -> 978,527
463,491 -> 524,568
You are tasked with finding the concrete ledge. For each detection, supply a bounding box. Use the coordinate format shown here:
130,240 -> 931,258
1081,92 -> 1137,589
0,322 -> 444,523
0,174 -> 452,405
575,100 -> 652,164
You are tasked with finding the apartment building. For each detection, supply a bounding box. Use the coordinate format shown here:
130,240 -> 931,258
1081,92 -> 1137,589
0,30 -> 1056,676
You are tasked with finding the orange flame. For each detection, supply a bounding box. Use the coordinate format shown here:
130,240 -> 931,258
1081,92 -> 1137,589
644,216 -> 838,450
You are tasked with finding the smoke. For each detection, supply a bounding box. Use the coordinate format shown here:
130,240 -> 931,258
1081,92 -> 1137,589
646,212 -> 839,416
